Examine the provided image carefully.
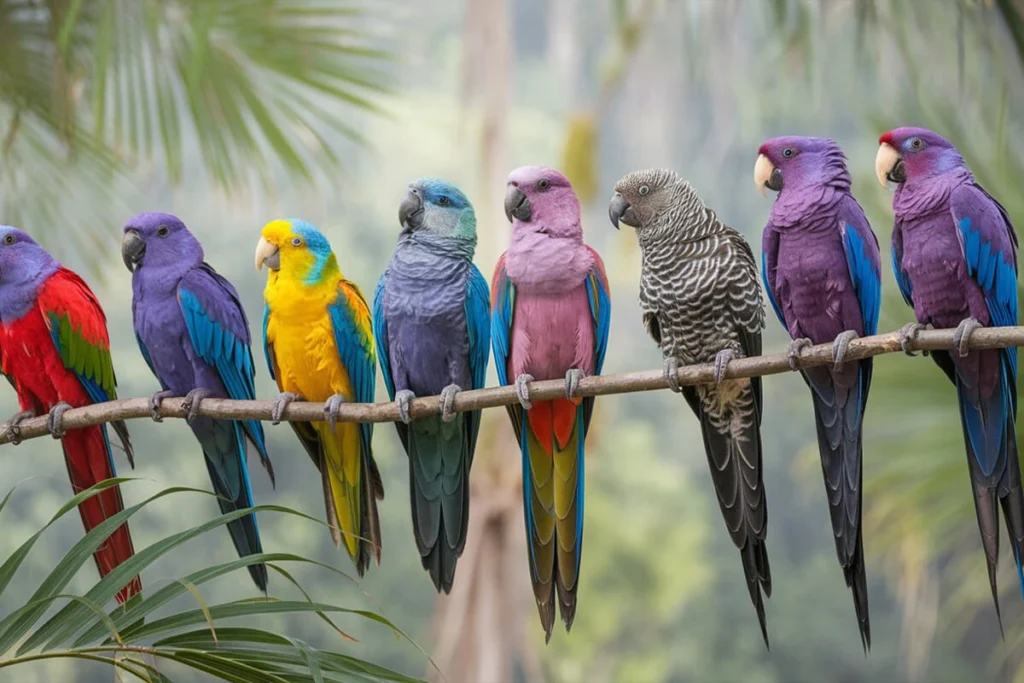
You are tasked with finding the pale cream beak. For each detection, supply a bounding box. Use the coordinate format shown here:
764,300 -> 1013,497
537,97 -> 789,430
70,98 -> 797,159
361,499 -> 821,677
875,142 -> 900,189
753,154 -> 775,198
254,236 -> 280,272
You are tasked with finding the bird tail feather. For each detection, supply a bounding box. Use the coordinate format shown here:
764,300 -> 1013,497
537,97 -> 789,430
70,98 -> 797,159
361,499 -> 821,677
521,398 -> 585,643
408,415 -> 469,593
62,425 -> 141,604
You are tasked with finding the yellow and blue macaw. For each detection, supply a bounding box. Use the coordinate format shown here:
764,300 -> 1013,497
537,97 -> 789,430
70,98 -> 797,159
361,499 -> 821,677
255,218 -> 383,574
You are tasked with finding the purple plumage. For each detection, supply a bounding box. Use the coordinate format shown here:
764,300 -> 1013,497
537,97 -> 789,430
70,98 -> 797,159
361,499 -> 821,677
757,137 -> 881,650
877,127 -> 1024,627
122,212 -> 274,592
491,166 -> 611,641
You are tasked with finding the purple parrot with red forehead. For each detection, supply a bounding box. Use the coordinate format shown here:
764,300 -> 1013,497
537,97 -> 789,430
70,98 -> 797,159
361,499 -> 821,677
491,165 -> 611,641
876,126 -> 1024,626
755,136 -> 880,650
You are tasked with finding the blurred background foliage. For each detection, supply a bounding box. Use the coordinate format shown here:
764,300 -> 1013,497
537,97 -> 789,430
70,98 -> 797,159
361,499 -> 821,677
2,0 -> 1024,681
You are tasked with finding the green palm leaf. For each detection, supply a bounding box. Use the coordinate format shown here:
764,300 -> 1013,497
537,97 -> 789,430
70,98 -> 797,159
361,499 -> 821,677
0,480 -> 424,683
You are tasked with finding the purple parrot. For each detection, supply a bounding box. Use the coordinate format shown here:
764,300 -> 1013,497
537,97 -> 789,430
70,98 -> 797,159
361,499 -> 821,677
491,166 -> 611,641
373,179 -> 491,593
876,127 -> 1024,625
122,212 -> 275,592
756,136 -> 881,650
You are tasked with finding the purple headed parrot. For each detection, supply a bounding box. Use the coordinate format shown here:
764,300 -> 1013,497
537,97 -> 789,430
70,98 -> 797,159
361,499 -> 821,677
756,137 -> 881,650
122,212 -> 275,593
491,166 -> 611,641
373,179 -> 491,593
876,127 -> 1024,626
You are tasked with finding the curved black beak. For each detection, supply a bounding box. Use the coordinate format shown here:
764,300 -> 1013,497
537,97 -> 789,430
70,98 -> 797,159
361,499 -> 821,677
765,168 -> 783,193
887,159 -> 906,184
608,193 -> 637,229
399,188 -> 424,230
121,230 -> 146,272
504,185 -> 531,223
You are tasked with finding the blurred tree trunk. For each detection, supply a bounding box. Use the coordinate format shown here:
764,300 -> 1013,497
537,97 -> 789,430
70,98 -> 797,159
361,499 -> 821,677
429,0 -> 540,681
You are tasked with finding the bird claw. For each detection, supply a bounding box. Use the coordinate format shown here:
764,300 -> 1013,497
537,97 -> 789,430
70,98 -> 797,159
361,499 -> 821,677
324,394 -> 346,433
439,384 -> 461,423
564,369 -> 585,400
663,358 -> 682,393
271,391 -> 303,425
2,410 -> 35,445
898,322 -> 926,357
713,349 -> 735,384
46,402 -> 73,440
953,317 -> 982,357
832,330 -> 859,370
395,390 -> 415,424
182,388 -> 213,423
514,374 -> 535,410
149,390 -> 175,422
786,338 -> 812,371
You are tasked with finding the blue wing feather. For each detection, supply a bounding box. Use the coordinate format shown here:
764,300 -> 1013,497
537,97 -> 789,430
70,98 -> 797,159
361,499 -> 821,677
760,224 -> 786,328
586,268 -> 611,376
465,265 -> 492,392
261,304 -> 275,381
838,208 -> 882,336
490,265 -> 514,387
178,265 -> 271,474
371,274 -> 395,401
327,284 -> 376,453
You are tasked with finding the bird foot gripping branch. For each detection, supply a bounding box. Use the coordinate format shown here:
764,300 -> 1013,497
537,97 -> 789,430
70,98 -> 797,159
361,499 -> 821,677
897,322 -> 931,357
1,410 -> 34,445
46,402 -> 73,440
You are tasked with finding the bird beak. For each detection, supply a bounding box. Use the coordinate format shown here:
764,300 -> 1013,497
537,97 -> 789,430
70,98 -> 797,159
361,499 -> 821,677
399,188 -> 424,229
754,154 -> 783,197
121,230 -> 146,272
504,185 -> 531,223
254,236 -> 280,272
875,142 -> 905,188
608,192 -> 637,229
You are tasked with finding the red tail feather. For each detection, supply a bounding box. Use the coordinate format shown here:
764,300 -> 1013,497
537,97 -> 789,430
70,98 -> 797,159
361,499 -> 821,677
62,426 -> 141,603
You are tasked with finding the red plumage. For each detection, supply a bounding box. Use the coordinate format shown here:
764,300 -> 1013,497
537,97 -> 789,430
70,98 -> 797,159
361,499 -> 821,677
0,268 -> 140,603
879,130 -> 894,145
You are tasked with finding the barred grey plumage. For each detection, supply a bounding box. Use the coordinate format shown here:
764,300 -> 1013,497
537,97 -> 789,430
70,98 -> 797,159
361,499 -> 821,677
610,169 -> 772,647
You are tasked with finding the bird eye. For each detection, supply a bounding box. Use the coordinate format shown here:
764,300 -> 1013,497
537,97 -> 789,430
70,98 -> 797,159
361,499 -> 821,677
438,196 -> 450,206
782,148 -> 795,158
156,225 -> 170,237
538,179 -> 550,190
291,237 -> 303,247
638,185 -> 650,196
2,234 -> 13,245
910,138 -> 923,149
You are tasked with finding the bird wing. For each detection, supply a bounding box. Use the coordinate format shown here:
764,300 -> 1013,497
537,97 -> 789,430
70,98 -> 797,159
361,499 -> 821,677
37,267 -> 134,465
890,220 -> 914,308
838,196 -> 882,337
583,246 -> 611,434
760,222 -> 786,328
328,278 -> 378,452
490,252 -> 521,441
464,263 -> 492,458
178,263 -> 273,479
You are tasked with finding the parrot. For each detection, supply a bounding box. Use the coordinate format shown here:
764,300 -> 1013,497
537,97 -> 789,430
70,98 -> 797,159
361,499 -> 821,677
755,136 -> 881,650
122,212 -> 274,593
876,126 -> 1024,626
256,219 -> 383,575
491,165 -> 611,642
610,169 -> 772,647
0,226 -> 141,603
373,179 -> 490,593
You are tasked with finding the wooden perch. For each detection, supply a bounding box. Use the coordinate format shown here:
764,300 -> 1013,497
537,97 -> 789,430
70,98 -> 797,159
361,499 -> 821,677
1,325 -> 1022,446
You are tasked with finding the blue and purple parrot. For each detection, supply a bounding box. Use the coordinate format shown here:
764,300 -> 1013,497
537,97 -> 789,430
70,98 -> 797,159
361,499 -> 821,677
373,179 -> 490,593
756,137 -> 881,650
876,127 -> 1024,625
122,212 -> 275,592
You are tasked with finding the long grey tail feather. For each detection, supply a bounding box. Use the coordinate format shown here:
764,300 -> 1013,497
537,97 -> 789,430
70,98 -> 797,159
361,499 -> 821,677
740,540 -> 770,648
555,563 -> 578,632
536,584 -> 556,644
408,422 -> 469,593
685,386 -> 771,647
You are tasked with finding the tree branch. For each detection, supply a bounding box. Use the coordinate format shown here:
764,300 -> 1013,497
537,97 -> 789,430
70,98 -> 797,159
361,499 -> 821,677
1,325 -> 1021,446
